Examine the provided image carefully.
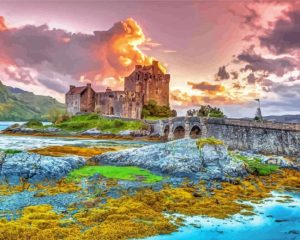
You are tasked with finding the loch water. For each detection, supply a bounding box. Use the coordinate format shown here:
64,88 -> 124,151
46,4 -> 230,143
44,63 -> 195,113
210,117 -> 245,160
147,191 -> 300,240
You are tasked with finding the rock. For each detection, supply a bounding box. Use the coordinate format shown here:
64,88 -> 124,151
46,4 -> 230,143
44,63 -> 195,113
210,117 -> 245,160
199,143 -> 247,179
44,127 -> 60,132
119,130 -> 132,136
119,130 -> 150,137
92,139 -> 247,180
235,150 -> 300,170
0,151 -> 85,185
262,156 -> 300,170
81,128 -> 101,135
19,127 -> 35,133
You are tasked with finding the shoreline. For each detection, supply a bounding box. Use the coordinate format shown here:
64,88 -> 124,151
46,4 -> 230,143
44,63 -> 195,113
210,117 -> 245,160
0,131 -> 164,142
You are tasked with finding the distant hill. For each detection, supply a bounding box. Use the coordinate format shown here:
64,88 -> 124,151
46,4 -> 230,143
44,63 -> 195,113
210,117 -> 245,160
0,81 -> 65,121
263,115 -> 300,123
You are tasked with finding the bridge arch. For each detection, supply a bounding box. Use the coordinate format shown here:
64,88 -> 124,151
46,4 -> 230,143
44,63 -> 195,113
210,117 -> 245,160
173,125 -> 185,139
190,125 -> 201,139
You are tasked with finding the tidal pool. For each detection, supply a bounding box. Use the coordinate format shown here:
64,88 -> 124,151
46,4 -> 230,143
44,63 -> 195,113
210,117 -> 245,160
146,191 -> 300,240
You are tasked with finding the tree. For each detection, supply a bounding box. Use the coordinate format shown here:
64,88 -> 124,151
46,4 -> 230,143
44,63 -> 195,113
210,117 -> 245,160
141,100 -> 175,119
45,107 -> 69,124
186,105 -> 225,118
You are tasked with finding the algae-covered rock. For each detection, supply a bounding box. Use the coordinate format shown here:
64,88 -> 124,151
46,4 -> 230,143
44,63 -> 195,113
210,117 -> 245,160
93,138 -> 247,180
0,151 -> 85,185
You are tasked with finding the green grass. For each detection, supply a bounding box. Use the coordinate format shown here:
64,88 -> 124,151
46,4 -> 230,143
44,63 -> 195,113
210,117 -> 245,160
55,114 -> 147,133
196,137 -> 224,149
66,166 -> 163,183
0,149 -> 22,154
144,116 -> 168,121
230,153 -> 279,176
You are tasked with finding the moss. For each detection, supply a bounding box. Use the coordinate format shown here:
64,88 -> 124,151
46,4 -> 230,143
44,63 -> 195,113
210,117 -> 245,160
196,137 -> 224,149
67,166 -> 163,183
231,153 -> 279,176
29,145 -> 118,157
54,113 -> 147,133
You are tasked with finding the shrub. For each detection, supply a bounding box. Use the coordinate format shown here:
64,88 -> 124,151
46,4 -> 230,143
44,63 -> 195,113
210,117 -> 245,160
187,105 -> 225,118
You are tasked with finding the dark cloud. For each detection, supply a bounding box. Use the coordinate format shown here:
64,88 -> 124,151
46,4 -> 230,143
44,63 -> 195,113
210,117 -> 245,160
188,81 -> 224,92
4,66 -> 36,85
260,9 -> 300,55
229,5 -> 260,29
287,75 -> 300,82
237,47 -> 296,76
230,71 -> 239,80
216,66 -> 230,80
246,73 -> 256,84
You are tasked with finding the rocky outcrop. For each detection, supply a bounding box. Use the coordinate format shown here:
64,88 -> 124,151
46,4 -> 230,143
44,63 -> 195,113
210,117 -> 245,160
199,144 -> 247,179
234,151 -> 300,170
0,152 -> 85,185
92,139 -> 247,180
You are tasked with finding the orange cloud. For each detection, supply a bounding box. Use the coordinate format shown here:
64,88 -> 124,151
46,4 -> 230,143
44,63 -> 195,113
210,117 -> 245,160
187,81 -> 225,94
0,17 -> 164,93
170,88 -> 248,107
0,16 -> 7,31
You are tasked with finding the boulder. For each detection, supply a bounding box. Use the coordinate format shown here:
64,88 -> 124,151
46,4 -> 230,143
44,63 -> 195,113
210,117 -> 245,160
92,139 -> 247,180
118,130 -> 150,137
0,151 -> 85,185
199,143 -> 247,179
262,156 -> 300,170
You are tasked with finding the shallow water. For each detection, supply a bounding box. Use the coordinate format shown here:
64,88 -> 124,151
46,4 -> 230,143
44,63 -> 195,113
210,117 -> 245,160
146,191 -> 300,240
0,134 -> 155,150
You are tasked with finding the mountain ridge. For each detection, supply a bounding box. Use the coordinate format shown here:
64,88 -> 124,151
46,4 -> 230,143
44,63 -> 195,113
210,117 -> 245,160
0,81 -> 65,121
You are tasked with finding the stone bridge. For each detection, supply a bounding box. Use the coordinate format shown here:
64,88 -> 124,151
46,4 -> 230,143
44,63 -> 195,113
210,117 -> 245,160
148,117 -> 300,157
152,117 -> 208,140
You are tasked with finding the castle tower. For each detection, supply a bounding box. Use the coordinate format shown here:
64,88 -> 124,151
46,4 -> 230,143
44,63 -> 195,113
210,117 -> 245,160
124,60 -> 170,106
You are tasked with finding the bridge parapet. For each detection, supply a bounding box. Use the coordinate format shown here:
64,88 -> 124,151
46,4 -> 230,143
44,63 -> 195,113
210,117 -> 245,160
208,118 -> 300,131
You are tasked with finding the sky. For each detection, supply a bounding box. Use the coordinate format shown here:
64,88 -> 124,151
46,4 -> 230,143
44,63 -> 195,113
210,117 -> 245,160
0,0 -> 299,117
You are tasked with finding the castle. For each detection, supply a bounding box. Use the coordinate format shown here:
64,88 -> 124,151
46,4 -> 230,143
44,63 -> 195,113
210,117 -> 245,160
66,61 -> 170,119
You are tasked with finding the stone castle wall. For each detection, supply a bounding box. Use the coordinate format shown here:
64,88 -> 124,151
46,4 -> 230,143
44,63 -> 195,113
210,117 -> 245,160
124,61 -> 170,106
80,85 -> 95,113
95,91 -> 143,119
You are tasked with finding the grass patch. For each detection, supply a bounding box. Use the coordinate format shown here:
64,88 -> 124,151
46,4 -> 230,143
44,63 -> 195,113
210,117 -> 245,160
54,113 -> 147,133
231,153 -> 279,176
67,166 -> 163,183
0,149 -> 22,154
24,119 -> 44,129
196,137 -> 224,149
144,116 -> 168,121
